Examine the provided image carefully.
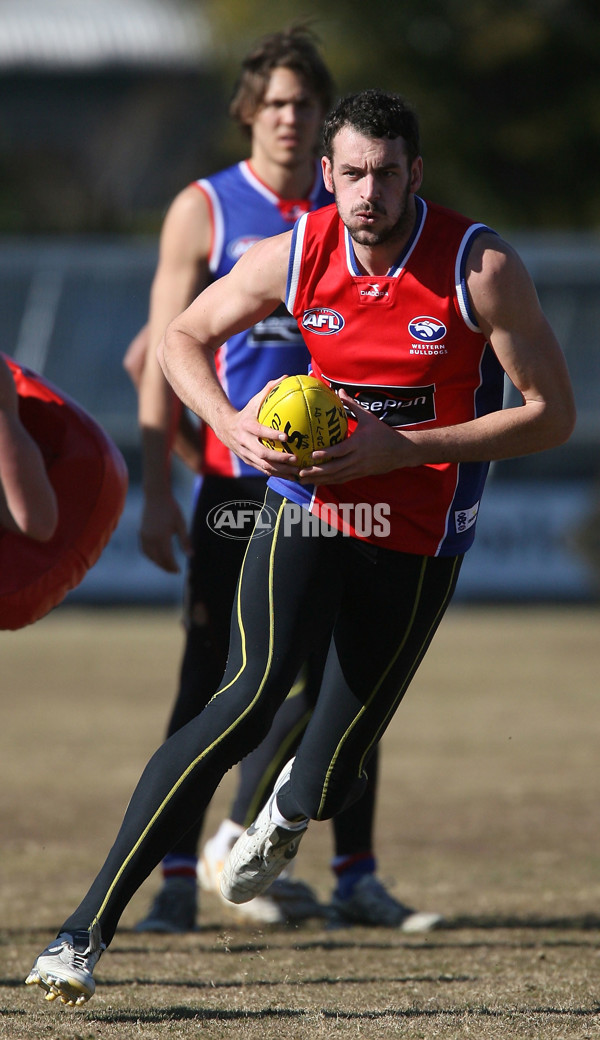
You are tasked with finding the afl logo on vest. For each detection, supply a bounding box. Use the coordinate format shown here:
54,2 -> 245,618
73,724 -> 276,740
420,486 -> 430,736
227,235 -> 262,261
302,307 -> 345,335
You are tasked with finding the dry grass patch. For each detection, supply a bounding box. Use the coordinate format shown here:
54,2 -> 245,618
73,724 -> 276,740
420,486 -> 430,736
1,605 -> 599,1039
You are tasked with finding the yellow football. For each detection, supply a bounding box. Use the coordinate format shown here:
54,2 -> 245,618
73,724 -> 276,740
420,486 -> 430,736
258,374 -> 348,468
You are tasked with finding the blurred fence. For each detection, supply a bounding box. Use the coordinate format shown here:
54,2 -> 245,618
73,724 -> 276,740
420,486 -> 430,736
2,234 -> 599,604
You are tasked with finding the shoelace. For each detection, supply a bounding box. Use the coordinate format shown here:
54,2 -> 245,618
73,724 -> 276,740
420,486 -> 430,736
70,947 -> 90,970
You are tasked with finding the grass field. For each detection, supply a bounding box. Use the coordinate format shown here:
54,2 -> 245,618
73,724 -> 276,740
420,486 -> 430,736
1,604 -> 599,1039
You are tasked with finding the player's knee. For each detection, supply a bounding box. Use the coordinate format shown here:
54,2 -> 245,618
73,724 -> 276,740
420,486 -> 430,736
286,764 -> 368,822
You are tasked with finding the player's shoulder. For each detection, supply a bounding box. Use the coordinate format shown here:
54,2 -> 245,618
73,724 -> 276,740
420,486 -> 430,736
158,182 -> 212,259
166,161 -> 245,225
226,229 -> 293,303
198,160 -> 246,190
465,231 -> 537,328
424,198 -> 521,282
420,197 -> 531,302
185,162 -> 265,228
466,229 -> 527,285
166,180 -> 212,222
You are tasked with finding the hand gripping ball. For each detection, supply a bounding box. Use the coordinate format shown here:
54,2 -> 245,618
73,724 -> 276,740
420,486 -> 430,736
258,374 -> 348,469
0,355 -> 128,630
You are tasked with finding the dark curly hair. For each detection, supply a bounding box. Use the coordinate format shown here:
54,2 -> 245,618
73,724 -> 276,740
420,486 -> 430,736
323,89 -> 420,163
230,25 -> 334,135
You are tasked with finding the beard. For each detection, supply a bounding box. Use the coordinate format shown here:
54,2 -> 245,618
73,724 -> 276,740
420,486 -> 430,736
336,181 -> 414,247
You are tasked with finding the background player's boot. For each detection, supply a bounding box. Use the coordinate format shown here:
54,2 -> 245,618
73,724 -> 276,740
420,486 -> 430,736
25,922 -> 104,1006
329,874 -> 444,931
134,876 -> 197,933
198,819 -> 244,893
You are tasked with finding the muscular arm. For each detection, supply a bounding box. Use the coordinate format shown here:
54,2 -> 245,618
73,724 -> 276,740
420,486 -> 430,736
137,185 -> 211,571
159,232 -> 301,479
412,234 -> 576,462
303,234 -> 576,484
0,356 -> 58,540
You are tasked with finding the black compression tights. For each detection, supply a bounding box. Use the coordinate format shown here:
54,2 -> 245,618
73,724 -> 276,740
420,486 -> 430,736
166,473 -> 379,857
61,489 -> 462,945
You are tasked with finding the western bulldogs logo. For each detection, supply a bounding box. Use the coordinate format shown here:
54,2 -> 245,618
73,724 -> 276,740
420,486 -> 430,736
302,308 -> 345,335
408,316 -> 447,342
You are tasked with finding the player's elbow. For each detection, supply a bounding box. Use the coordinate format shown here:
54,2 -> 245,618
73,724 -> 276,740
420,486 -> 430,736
528,385 -> 576,452
159,322 -> 188,382
549,393 -> 577,449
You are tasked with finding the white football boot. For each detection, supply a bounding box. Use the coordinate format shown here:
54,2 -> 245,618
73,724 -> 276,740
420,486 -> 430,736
220,759 -> 308,905
25,921 -> 104,1005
